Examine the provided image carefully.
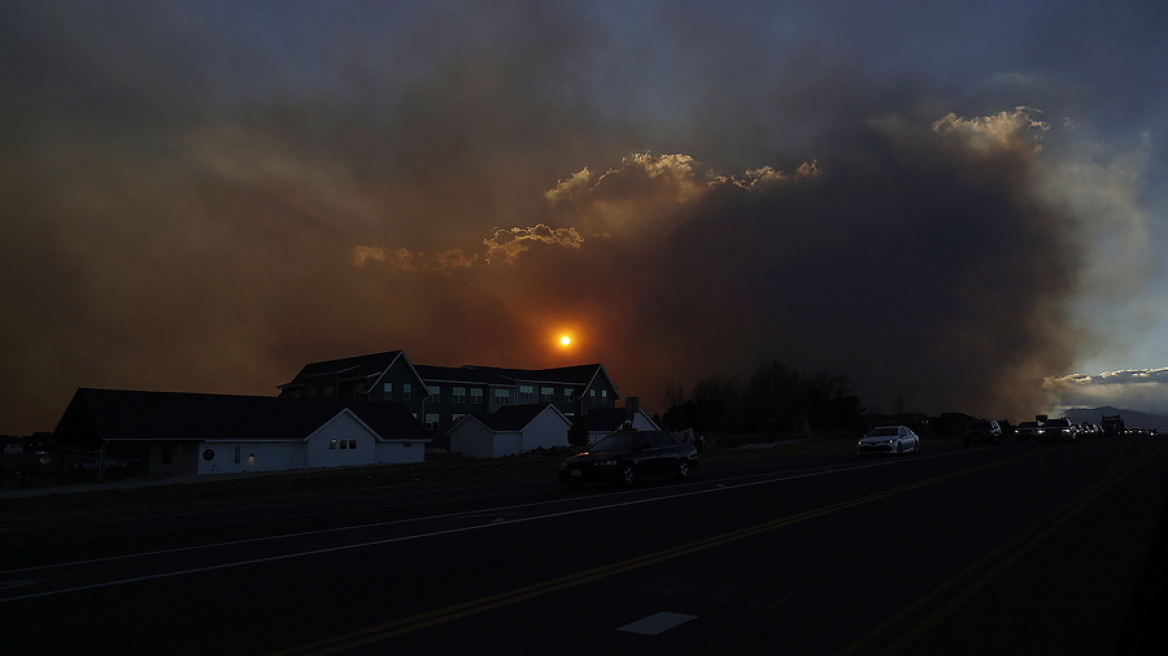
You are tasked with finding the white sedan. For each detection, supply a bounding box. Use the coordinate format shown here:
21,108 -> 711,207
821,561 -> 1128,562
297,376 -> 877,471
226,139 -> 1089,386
858,425 -> 921,456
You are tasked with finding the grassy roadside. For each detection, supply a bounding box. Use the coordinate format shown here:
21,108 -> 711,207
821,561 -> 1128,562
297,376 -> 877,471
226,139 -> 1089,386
0,433 -> 921,525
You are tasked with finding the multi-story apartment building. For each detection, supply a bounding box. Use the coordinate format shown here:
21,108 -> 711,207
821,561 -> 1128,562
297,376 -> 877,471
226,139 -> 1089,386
277,350 -> 620,433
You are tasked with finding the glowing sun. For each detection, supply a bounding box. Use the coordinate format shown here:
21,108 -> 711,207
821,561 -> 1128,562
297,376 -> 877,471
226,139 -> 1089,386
559,335 -> 573,347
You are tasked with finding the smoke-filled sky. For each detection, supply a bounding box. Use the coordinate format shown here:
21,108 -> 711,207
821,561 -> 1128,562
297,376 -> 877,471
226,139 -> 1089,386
3,0 -> 1167,434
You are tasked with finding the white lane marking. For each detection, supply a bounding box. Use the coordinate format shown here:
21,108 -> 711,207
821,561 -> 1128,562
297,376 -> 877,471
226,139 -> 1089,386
618,611 -> 698,636
0,451 -> 967,591
2,457 -> 912,576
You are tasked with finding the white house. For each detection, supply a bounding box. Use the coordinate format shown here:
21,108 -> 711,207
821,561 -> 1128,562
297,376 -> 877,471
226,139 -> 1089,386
448,403 -> 571,458
54,388 -> 429,476
198,408 -> 427,474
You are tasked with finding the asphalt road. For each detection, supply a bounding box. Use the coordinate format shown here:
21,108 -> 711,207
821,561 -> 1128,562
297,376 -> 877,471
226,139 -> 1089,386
2,436 -> 1167,655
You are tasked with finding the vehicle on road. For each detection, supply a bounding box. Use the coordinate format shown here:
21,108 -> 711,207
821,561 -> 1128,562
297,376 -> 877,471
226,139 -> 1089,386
558,430 -> 698,489
858,425 -> 920,456
1015,420 -> 1045,442
1102,414 -> 1126,436
1041,417 -> 1078,443
964,420 -> 1003,447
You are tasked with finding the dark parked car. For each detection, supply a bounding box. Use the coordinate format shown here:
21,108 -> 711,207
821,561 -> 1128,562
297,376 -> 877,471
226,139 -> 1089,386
964,420 -> 1003,447
558,430 -> 698,489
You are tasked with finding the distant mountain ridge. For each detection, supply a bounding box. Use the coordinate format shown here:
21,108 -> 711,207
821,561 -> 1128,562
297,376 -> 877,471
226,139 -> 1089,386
1063,406 -> 1168,432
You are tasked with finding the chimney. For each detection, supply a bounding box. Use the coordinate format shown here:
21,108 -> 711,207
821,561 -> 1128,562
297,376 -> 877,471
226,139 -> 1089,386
626,396 -> 640,419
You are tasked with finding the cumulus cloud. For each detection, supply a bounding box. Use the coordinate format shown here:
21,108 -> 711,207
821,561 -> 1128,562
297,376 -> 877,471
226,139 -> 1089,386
1046,368 -> 1168,413
932,107 -> 1050,152
372,224 -> 585,273
351,246 -> 389,268
481,224 -> 585,264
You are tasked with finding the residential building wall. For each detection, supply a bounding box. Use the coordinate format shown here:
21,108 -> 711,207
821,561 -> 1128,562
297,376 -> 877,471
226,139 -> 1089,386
422,378 -> 615,433
304,413 -> 379,468
449,420 -> 497,459
520,409 -> 572,452
422,381 -> 491,431
197,441 -> 299,474
448,407 -> 571,458
367,358 -> 424,416
493,433 -> 523,458
374,441 -> 425,464
148,441 -> 201,476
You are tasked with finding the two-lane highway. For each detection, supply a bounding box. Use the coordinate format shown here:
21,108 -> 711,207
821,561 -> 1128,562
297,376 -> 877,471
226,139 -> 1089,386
3,436 -> 1166,654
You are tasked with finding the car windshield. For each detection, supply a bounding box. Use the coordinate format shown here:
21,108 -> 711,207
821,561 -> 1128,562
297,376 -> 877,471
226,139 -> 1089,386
867,427 -> 900,437
1019,422 -> 1040,428
968,421 -> 993,430
1046,418 -> 1071,427
589,434 -> 641,451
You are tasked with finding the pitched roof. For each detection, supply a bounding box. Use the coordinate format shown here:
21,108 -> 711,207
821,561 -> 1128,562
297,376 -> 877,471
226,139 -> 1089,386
279,350 -> 618,396
464,403 -> 567,432
413,364 -> 513,386
278,350 -> 406,388
55,388 -> 425,443
460,363 -> 616,391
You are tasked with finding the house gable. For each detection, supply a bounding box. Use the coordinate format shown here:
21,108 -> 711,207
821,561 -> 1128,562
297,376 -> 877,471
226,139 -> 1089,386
303,409 -> 381,468
448,403 -> 570,458
277,350 -> 428,407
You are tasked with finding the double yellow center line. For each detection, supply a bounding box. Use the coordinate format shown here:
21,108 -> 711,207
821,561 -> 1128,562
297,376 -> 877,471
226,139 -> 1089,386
271,447 -> 1158,655
837,443 -> 1168,655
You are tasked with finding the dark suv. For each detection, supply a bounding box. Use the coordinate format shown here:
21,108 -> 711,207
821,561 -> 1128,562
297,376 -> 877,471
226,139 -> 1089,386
964,420 -> 1003,447
1040,417 -> 1078,443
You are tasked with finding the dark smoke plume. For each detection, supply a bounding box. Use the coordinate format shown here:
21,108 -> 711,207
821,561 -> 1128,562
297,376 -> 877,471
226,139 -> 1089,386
0,2 -> 1155,433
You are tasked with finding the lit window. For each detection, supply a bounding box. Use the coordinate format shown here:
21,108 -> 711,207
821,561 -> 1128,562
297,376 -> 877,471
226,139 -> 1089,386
519,385 -> 534,402
590,389 -> 596,398
602,390 -> 608,399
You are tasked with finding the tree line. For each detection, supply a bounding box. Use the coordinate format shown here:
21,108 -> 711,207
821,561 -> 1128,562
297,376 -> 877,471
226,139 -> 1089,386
659,358 -> 866,435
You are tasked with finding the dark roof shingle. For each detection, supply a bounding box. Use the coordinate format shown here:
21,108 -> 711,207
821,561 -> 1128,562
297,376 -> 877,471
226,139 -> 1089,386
56,388 -> 424,443
467,403 -> 565,431
279,350 -> 404,387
